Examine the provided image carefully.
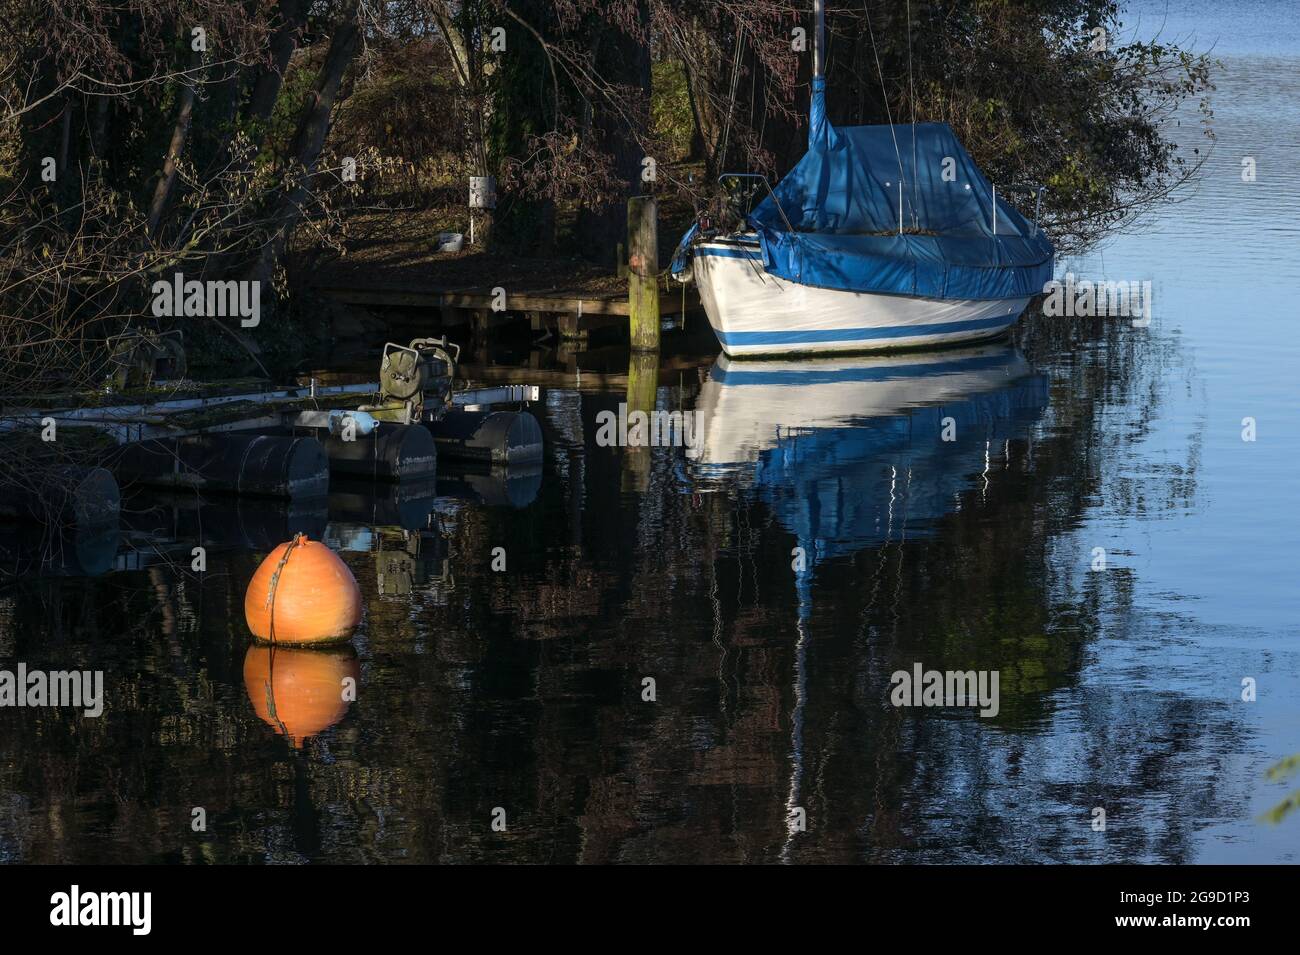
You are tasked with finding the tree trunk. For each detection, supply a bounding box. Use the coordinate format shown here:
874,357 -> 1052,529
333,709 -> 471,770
56,98 -> 72,178
88,95 -> 109,161
575,0 -> 652,262
248,1 -> 361,286
675,17 -> 725,179
680,54 -> 707,163
148,51 -> 200,238
247,0 -> 309,129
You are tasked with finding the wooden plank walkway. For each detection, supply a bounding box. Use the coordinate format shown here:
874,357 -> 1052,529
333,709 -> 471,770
313,282 -> 699,319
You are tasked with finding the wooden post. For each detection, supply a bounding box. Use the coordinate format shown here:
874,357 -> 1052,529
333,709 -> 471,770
470,309 -> 490,364
622,350 -> 659,492
472,209 -> 495,248
627,196 -> 659,352
470,308 -> 490,337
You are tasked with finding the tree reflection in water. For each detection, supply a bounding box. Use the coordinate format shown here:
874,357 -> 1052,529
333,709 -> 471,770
0,316 -> 1239,864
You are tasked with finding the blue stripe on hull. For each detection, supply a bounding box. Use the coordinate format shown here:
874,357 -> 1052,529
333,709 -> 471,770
716,314 -> 1015,346
697,246 -> 761,260
711,352 -> 1016,386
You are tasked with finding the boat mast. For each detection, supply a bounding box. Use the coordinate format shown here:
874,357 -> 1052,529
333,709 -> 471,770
813,0 -> 826,78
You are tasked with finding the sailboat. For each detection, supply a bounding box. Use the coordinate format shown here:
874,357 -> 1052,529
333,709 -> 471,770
671,1 -> 1054,358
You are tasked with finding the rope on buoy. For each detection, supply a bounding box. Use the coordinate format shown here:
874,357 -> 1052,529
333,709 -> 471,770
245,533 -> 360,644
264,532 -> 306,643
263,651 -> 292,742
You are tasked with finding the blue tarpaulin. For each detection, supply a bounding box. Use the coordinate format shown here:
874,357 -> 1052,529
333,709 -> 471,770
746,78 -> 1053,300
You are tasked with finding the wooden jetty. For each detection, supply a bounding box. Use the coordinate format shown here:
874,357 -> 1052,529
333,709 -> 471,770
310,199 -> 700,344
313,278 -> 699,342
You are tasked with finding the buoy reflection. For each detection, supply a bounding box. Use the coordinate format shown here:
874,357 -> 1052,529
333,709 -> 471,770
243,643 -> 360,749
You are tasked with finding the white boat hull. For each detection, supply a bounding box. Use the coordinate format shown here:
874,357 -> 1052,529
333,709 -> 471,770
691,236 -> 1029,357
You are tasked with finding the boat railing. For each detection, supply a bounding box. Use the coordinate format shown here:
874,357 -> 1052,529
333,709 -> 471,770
718,173 -> 798,237
721,172 -> 1046,239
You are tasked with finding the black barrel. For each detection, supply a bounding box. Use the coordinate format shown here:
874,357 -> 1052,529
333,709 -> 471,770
425,409 -> 542,465
321,422 -> 437,481
113,433 -> 328,499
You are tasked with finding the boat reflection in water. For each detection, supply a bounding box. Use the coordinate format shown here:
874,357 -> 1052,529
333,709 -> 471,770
687,342 -> 1049,857
687,342 -> 1049,567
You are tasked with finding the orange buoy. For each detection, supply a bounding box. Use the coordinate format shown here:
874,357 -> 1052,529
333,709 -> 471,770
244,534 -> 362,645
243,644 -> 360,749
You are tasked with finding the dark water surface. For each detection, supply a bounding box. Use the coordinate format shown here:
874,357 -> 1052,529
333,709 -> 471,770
2,2 -> 1299,863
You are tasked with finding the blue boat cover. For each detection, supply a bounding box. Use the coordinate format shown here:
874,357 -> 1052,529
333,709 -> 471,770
744,78 -> 1054,301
